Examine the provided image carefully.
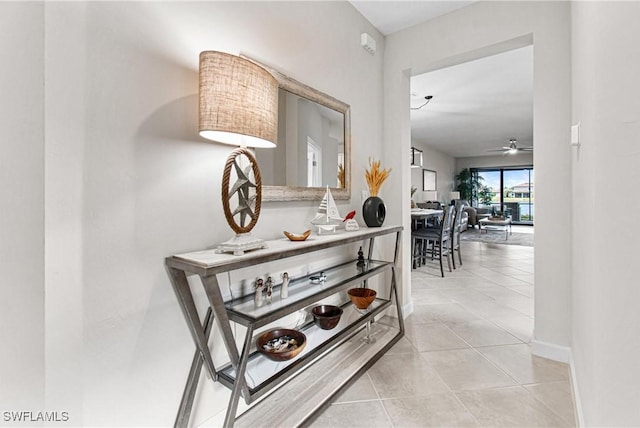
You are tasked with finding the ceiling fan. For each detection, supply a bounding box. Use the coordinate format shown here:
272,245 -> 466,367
487,139 -> 533,155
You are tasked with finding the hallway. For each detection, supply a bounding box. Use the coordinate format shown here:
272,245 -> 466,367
312,240 -> 577,427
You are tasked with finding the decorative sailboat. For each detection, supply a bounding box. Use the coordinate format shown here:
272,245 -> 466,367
311,186 -> 343,234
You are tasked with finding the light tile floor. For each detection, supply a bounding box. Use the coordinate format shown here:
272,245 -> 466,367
311,238 -> 578,428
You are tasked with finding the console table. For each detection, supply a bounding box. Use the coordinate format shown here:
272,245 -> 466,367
165,225 -> 404,427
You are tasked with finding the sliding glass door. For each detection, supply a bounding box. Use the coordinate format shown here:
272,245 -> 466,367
503,169 -> 534,224
473,167 -> 534,225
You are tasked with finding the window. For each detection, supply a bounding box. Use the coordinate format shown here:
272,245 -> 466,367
472,167 -> 534,225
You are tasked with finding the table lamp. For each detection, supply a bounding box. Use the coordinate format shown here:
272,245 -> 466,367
449,191 -> 460,205
199,51 -> 278,255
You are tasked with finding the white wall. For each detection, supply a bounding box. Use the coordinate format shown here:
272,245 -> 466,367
41,2 -> 385,426
571,2 -> 640,425
410,143 -> 456,203
0,2 -> 45,413
384,1 -> 572,351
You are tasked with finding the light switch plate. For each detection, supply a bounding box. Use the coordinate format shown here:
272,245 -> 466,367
571,123 -> 581,146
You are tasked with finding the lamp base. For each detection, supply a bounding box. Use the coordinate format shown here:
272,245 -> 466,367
215,233 -> 267,256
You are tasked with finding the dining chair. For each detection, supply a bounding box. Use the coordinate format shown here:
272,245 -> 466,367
411,205 -> 455,277
450,202 -> 465,269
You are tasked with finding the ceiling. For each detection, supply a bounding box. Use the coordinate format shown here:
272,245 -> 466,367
411,46 -> 533,158
350,1 -> 534,159
350,1 -> 475,35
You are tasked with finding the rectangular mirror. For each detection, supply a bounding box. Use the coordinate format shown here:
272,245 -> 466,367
247,58 -> 351,201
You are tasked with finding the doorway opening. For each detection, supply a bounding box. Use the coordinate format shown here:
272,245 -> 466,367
307,136 -> 322,187
408,44 -> 534,277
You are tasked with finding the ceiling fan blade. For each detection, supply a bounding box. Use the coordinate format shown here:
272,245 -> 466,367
486,148 -> 508,152
518,147 -> 534,151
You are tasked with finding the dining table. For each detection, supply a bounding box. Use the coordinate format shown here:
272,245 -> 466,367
410,208 -> 443,230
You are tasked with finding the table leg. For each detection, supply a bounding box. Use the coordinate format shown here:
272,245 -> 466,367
223,324 -> 254,428
364,237 -> 376,287
166,267 -> 217,379
174,308 -> 214,428
200,275 -> 251,403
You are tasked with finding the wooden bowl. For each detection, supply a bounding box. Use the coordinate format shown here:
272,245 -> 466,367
347,288 -> 377,310
312,305 -> 343,330
284,230 -> 311,241
256,328 -> 306,361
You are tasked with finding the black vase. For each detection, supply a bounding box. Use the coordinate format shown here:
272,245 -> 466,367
362,196 -> 386,227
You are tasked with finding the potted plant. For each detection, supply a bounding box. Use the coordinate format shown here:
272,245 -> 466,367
455,168 -> 485,204
411,185 -> 417,208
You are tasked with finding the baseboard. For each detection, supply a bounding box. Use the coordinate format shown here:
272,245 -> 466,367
380,300 -> 413,320
532,341 -> 583,425
568,351 -> 585,427
402,299 -> 414,319
531,339 -> 570,363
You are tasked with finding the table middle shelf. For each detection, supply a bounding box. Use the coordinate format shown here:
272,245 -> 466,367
225,259 -> 393,328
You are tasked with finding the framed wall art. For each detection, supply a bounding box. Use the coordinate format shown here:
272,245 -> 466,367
422,169 -> 436,191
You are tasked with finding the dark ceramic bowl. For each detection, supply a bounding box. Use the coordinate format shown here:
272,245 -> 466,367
347,288 -> 377,310
256,328 -> 306,361
311,305 -> 343,330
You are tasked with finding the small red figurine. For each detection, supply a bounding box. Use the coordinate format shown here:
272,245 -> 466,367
343,210 -> 356,222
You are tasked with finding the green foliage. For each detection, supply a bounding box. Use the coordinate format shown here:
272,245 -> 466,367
478,185 -> 493,206
455,168 -> 485,203
411,185 -> 417,198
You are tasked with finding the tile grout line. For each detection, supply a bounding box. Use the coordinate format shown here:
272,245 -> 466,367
520,382 -> 578,427
318,240 -> 574,427
422,241 -> 574,425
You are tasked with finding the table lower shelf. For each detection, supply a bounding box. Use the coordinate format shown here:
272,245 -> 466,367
234,319 -> 402,428
218,298 -> 391,396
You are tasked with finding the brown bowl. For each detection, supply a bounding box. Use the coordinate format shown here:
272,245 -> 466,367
347,288 -> 377,310
284,230 -> 311,241
256,328 -> 306,361
312,305 -> 343,330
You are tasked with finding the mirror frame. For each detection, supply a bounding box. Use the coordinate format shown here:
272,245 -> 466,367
243,56 -> 351,201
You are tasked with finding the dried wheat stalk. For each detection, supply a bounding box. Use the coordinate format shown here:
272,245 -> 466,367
365,158 -> 391,197
337,163 -> 345,188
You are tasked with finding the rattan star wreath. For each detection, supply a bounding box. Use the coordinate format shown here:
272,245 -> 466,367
221,147 -> 263,234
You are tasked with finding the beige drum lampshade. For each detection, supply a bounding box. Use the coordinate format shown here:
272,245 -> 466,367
199,51 -> 278,148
